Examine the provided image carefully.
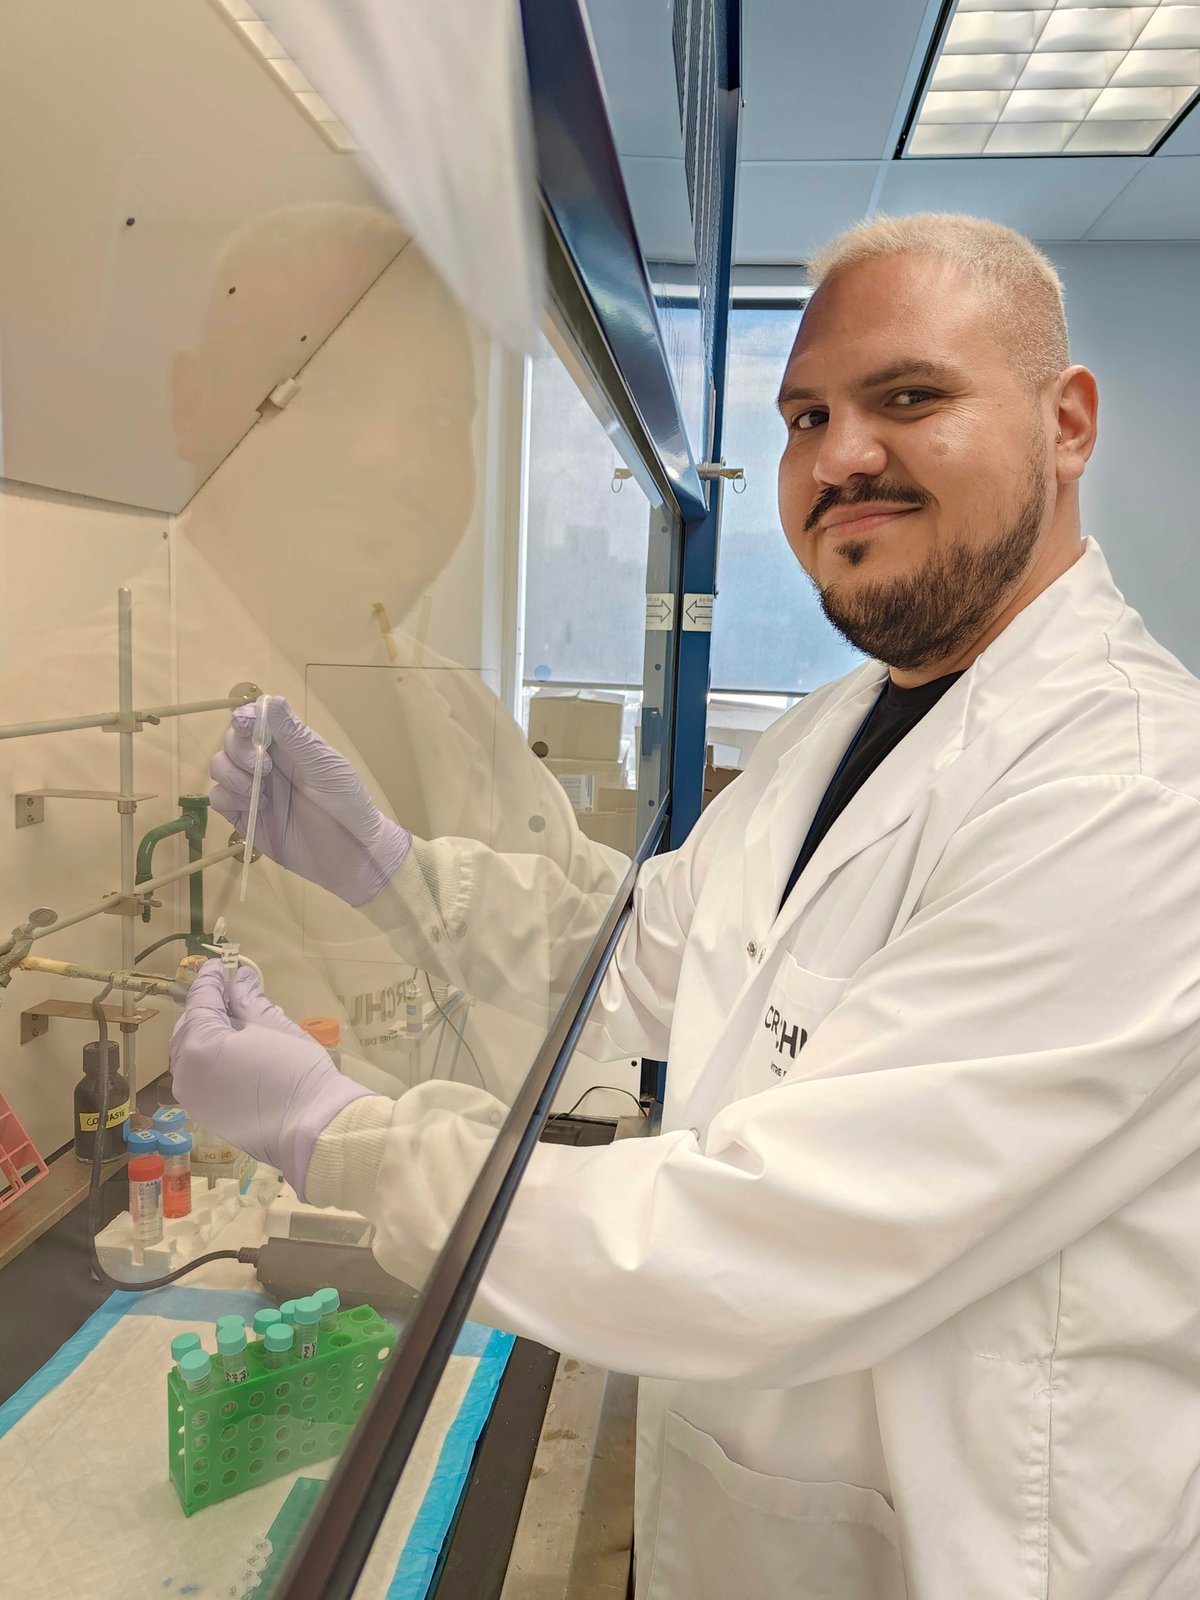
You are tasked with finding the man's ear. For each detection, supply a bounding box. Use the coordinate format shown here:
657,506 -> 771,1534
1053,364 -> 1099,482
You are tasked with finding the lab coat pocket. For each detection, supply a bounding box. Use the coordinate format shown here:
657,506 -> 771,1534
644,1412 -> 907,1600
740,956 -> 848,1099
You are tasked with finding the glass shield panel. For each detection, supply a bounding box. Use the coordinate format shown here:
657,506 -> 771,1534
711,304 -> 866,697
0,7 -> 676,1597
581,0 -> 710,459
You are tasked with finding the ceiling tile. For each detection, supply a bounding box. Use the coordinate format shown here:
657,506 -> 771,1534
581,0 -> 685,160
1159,99 -> 1200,152
741,0 -> 933,161
621,158 -> 696,262
878,155 -> 1145,238
734,164 -> 882,262
1086,155 -> 1200,237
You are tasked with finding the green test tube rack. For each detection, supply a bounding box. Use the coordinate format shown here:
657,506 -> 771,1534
167,1303 -> 393,1516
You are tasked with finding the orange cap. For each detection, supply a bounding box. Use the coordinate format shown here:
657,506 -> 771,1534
300,1016 -> 341,1048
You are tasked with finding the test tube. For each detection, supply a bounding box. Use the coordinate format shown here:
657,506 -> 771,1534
125,1128 -> 159,1155
179,1350 -> 214,1395
171,1332 -> 202,1365
217,1323 -> 249,1384
263,1324 -> 294,1370
293,1297 -> 322,1360
158,1130 -> 193,1219
128,1152 -> 165,1248
278,1300 -> 299,1327
152,1106 -> 187,1136
253,1308 -> 283,1340
314,1287 -> 341,1333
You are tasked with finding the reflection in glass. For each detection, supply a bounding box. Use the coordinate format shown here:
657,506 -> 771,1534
0,25 -> 675,1594
710,305 -> 865,697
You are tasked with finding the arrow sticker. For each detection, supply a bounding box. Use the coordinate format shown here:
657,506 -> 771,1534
682,593 -> 714,633
645,593 -> 674,632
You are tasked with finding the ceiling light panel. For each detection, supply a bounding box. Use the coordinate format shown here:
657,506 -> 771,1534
210,0 -> 356,151
904,1 -> 1200,156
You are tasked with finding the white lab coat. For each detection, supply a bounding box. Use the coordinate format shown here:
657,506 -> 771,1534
324,540 -> 1200,1598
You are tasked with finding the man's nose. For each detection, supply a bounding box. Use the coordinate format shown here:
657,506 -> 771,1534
812,411 -> 887,488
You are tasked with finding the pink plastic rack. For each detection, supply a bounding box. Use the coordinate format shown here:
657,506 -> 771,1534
0,1093 -> 48,1211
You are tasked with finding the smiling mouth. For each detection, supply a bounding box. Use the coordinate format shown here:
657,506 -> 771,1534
824,507 -> 920,537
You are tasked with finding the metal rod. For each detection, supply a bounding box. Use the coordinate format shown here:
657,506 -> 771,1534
21,845 -> 246,948
15,956 -> 178,997
136,842 -> 244,897
118,589 -> 137,1112
0,693 -> 253,743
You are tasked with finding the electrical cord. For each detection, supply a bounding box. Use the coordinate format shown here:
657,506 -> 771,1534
86,981 -> 253,1293
134,930 -> 192,966
421,970 -> 488,1091
559,1085 -> 649,1119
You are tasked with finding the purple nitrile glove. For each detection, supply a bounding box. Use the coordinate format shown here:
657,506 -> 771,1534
209,698 -> 411,907
170,961 -> 370,1200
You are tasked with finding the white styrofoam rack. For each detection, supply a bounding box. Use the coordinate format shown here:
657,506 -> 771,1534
94,1166 -> 280,1282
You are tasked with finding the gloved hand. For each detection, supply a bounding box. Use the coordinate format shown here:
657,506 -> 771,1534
170,960 -> 371,1199
209,698 -> 411,907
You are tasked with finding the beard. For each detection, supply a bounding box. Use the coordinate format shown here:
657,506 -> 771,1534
817,456 -> 1049,672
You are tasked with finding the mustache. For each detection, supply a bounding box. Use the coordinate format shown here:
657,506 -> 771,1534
805,482 -> 930,534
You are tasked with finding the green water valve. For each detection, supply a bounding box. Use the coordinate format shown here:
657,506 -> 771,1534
136,795 -> 210,947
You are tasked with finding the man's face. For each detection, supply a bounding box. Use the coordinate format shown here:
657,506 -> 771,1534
776,253 -> 1054,671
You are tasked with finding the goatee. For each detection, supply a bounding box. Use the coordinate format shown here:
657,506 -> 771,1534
818,461 -> 1048,672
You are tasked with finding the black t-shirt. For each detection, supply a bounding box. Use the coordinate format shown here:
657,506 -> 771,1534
778,670 -> 964,911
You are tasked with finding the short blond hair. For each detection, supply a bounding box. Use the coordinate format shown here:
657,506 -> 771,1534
805,212 -> 1069,392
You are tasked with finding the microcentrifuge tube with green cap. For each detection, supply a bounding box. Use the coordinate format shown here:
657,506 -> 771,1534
314,1287 -> 341,1333
253,1308 -> 283,1339
293,1297 -> 321,1360
171,1331 -> 202,1366
217,1323 -> 249,1383
216,1314 -> 246,1339
278,1300 -> 299,1327
263,1324 -> 294,1370
180,1350 -> 214,1395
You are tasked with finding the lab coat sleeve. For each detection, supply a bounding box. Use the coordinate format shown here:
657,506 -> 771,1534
355,769 -> 738,1060
329,774 -> 1200,1386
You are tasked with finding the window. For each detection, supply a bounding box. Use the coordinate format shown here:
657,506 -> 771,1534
706,303 -> 863,765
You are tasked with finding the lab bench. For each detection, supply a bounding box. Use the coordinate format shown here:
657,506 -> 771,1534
0,1111 -> 637,1600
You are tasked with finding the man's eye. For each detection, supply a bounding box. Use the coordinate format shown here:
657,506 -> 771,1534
790,408 -> 827,432
893,389 -> 937,408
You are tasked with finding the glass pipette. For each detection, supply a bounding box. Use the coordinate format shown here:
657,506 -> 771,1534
239,694 -> 273,902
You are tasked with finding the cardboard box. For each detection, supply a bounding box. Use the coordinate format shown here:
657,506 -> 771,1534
529,692 -> 623,762
598,785 -> 638,812
577,808 -> 638,853
543,756 -> 626,813
703,744 -> 741,809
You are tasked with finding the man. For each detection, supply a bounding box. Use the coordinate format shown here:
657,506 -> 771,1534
172,213 -> 1200,1598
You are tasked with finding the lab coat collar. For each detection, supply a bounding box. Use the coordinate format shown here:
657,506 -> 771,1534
754,538 -> 1122,949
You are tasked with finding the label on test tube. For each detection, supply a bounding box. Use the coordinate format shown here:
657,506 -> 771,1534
293,1297 -> 321,1360
218,1325 -> 249,1383
128,1154 -> 165,1247
158,1130 -> 193,1219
